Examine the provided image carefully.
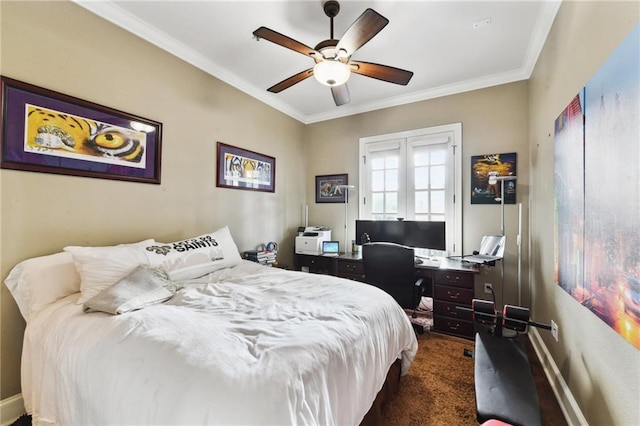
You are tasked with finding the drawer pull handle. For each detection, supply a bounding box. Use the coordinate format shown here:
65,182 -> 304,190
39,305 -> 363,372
447,291 -> 459,299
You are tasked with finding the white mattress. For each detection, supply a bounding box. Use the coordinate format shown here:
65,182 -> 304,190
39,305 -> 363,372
22,260 -> 418,425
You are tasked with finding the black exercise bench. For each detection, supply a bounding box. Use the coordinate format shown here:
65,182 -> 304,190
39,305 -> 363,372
474,332 -> 541,426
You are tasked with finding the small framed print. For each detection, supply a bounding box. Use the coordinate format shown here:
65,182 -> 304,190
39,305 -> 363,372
315,173 -> 348,203
471,152 -> 517,204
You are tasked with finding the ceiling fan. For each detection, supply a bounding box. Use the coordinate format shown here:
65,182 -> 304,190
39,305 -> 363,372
253,1 -> 414,106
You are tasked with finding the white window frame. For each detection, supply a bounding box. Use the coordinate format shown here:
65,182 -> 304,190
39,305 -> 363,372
358,123 -> 462,256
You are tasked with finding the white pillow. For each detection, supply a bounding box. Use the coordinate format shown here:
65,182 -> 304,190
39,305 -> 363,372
4,252 -> 81,321
64,239 -> 154,304
144,226 -> 242,280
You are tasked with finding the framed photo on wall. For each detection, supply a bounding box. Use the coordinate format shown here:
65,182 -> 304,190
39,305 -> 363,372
470,152 -> 517,204
0,76 -> 162,184
315,173 -> 348,203
216,142 -> 275,192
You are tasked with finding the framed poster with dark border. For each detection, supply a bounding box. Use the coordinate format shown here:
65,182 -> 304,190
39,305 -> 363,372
0,76 -> 162,184
315,173 -> 348,203
470,152 -> 517,204
216,142 -> 275,192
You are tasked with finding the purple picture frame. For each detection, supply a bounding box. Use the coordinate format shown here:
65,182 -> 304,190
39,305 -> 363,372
0,76 -> 162,184
216,142 -> 275,193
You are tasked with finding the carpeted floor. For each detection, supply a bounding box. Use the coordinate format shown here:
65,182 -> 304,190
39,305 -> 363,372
382,331 -> 568,426
382,332 -> 477,426
10,414 -> 30,426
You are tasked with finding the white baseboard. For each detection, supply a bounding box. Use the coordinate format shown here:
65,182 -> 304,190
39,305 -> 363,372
0,393 -> 25,426
528,328 -> 588,426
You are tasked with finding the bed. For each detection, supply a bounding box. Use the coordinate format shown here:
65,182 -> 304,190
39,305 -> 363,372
6,227 -> 418,425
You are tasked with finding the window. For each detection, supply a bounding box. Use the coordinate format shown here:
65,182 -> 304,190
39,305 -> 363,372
358,123 -> 462,255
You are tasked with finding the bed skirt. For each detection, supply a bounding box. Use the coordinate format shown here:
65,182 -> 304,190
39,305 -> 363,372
359,358 -> 402,426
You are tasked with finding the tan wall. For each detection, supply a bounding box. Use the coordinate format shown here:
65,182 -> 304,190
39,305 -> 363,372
529,1 -> 639,424
0,1 -> 306,398
305,82 -> 531,312
2,1 -> 639,423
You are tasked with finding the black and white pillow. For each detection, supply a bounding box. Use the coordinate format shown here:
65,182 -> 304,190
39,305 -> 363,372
144,226 -> 242,281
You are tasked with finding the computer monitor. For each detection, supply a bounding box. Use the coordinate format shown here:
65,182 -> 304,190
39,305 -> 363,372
355,220 -> 446,251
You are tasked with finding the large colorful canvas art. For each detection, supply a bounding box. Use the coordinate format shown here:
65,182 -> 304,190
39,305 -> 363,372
554,91 -> 585,299
554,24 -> 639,349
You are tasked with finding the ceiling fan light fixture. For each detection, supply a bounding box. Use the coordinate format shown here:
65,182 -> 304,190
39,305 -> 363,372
255,2 -> 411,106
313,60 -> 350,87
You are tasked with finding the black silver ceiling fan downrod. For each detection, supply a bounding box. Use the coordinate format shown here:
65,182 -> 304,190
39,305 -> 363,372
323,0 -> 340,39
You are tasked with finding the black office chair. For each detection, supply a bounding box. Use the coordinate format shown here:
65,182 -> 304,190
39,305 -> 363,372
362,242 -> 424,311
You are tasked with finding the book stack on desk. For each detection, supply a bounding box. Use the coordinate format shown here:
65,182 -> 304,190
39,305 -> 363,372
244,249 -> 277,266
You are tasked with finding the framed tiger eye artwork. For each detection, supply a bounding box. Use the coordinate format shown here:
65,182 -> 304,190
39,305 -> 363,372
0,76 -> 162,184
216,142 -> 275,193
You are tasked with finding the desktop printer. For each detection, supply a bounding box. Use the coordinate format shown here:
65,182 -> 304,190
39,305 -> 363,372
295,227 -> 332,255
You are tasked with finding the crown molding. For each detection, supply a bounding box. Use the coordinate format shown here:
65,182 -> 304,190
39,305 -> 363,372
73,0 -> 560,125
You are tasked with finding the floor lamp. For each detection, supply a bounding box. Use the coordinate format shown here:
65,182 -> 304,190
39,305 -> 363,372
494,176 -> 520,307
336,185 -> 355,253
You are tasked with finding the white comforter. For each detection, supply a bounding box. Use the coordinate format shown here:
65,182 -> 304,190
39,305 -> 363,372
22,261 -> 418,426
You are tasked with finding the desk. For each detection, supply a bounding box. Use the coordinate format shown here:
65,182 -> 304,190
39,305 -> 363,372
294,253 -> 479,339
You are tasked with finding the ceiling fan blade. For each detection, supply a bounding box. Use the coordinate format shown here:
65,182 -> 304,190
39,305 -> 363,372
253,27 -> 319,58
267,69 -> 314,93
331,84 -> 350,106
350,61 -> 414,85
335,9 -> 389,57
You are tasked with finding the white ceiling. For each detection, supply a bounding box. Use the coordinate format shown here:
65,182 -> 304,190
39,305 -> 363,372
74,1 -> 561,124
